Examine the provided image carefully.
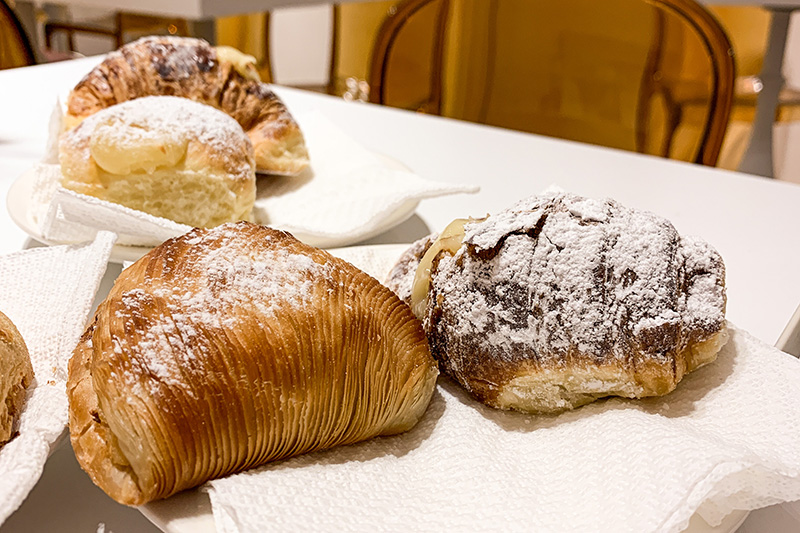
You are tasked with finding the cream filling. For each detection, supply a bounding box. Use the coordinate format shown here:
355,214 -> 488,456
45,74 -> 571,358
410,218 -> 471,319
215,46 -> 260,81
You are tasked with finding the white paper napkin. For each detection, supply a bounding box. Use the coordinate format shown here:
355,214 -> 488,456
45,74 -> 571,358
0,233 -> 116,525
253,112 -> 478,246
203,245 -> 800,533
31,108 -> 477,249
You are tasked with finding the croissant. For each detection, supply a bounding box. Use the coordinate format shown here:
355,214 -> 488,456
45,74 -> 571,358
65,36 -> 309,175
67,222 -> 437,505
0,311 -> 34,447
386,192 -> 728,414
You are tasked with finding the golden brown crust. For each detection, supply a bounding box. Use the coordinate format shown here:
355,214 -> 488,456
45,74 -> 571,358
67,222 -> 437,505
0,311 -> 34,446
65,36 -> 309,175
67,326 -> 142,503
386,193 -> 728,414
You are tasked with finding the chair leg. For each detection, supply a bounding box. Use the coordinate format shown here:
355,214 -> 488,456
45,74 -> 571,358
115,12 -> 124,47
44,26 -> 77,52
44,26 -> 54,49
262,11 -> 273,83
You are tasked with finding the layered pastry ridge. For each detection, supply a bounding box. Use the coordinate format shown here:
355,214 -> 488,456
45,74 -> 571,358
68,222 -> 437,505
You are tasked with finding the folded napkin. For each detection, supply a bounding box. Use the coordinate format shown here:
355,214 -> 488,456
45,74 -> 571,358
32,107 -> 477,249
203,245 -> 800,533
0,233 -> 115,525
253,112 -> 478,246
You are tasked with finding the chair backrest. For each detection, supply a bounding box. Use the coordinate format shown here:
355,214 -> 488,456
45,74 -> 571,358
368,0 -> 735,166
328,2 -> 397,97
0,0 -> 35,70
217,13 -> 273,83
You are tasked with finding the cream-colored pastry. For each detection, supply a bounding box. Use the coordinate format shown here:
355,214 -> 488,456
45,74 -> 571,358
68,222 -> 437,505
59,95 -> 256,228
65,36 -> 309,175
386,192 -> 728,414
0,311 -> 34,447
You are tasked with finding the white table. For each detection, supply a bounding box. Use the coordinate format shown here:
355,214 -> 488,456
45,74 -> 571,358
1,57 -> 800,532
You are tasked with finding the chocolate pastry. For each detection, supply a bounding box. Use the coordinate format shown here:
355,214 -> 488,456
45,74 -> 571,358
386,192 -> 727,414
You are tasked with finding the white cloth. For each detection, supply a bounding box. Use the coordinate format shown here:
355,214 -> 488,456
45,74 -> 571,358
204,245 -> 800,533
33,110 -> 477,249
0,233 -> 116,525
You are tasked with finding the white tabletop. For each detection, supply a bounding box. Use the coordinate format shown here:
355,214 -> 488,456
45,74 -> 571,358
1,57 -> 800,532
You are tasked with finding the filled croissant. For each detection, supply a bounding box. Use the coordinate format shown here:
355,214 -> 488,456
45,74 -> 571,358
65,36 -> 309,175
386,192 -> 728,414
67,222 -> 437,505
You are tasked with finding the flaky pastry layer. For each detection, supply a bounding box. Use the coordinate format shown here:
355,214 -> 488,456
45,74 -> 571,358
68,222 -> 437,505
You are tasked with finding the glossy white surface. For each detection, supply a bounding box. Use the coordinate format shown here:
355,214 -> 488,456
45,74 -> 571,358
1,57 -> 800,532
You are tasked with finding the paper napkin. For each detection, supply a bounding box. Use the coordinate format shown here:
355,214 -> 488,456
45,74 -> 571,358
203,245 -> 800,533
253,112 -> 478,246
32,109 -> 477,249
0,233 -> 115,525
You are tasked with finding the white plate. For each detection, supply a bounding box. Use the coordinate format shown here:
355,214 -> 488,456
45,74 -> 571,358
140,490 -> 749,533
5,155 -> 422,263
6,169 -> 153,263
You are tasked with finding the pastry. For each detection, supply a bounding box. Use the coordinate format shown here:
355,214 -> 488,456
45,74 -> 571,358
59,95 -> 256,228
67,222 -> 437,505
0,311 -> 34,447
386,192 -> 728,414
65,36 -> 309,175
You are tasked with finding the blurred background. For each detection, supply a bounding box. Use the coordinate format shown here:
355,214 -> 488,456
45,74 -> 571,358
4,0 -> 800,183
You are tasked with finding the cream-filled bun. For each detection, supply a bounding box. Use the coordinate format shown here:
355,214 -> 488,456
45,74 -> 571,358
59,95 -> 256,228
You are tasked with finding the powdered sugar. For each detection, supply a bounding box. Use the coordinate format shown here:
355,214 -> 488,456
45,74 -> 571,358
412,193 -> 726,372
112,224 -> 329,390
60,95 -> 253,181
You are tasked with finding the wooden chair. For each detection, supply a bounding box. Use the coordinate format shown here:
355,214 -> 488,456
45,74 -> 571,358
327,2 -> 396,98
0,0 -> 35,70
367,0 -> 735,166
44,11 -> 190,52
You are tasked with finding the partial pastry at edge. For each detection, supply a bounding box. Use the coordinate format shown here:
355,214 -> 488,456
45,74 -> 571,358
386,192 -> 728,414
67,222 -> 437,505
0,311 -> 34,447
65,36 -> 309,175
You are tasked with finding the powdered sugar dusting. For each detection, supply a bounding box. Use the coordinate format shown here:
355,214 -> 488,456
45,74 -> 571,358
113,224 -> 329,391
463,208 -> 543,251
420,193 -> 726,372
60,95 -> 253,180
